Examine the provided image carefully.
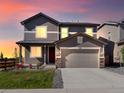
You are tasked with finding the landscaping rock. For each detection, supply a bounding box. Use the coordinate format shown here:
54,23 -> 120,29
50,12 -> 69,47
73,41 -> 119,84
53,69 -> 63,88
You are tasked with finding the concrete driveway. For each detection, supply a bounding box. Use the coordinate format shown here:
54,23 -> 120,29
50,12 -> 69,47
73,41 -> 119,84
61,68 -> 124,89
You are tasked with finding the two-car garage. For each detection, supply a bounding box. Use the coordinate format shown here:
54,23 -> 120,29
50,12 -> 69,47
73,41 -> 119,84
61,47 -> 100,68
55,33 -> 106,68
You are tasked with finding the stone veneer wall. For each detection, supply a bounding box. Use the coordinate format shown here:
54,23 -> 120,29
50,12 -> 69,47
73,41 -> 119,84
99,58 -> 105,68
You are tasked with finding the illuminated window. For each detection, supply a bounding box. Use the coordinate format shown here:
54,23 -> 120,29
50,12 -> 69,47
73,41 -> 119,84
85,27 -> 93,36
31,47 -> 42,57
36,26 -> 47,38
61,27 -> 68,38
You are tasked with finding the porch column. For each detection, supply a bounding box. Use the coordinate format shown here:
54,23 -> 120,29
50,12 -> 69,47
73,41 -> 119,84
19,45 -> 22,64
43,45 -> 47,65
25,46 -> 30,64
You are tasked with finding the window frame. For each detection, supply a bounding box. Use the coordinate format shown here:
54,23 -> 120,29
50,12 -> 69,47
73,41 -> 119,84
30,46 -> 42,58
85,27 -> 94,36
60,27 -> 69,38
35,26 -> 47,39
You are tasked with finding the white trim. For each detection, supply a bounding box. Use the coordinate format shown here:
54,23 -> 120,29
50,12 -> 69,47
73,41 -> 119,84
60,47 -> 100,50
25,31 -> 35,33
98,49 -> 100,68
57,26 -> 60,40
103,45 -> 105,58
47,46 -> 49,63
69,32 -> 77,34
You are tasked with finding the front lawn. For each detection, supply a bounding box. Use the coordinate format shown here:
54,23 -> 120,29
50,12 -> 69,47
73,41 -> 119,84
0,70 -> 55,89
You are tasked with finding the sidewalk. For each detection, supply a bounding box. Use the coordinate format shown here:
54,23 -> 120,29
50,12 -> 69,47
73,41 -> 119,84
1,88 -> 124,93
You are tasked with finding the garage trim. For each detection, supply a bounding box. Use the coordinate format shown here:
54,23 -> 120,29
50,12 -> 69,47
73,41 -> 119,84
60,47 -> 101,68
60,47 -> 100,50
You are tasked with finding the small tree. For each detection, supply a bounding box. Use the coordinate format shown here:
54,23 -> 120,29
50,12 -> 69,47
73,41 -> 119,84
0,52 -> 3,60
121,46 -> 124,66
14,48 -> 18,59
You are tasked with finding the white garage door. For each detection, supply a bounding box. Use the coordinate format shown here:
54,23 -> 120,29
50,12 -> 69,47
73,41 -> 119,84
61,49 -> 99,68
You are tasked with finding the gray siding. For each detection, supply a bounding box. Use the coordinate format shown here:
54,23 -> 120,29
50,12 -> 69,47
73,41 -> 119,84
69,26 -> 85,32
24,32 -> 58,42
24,16 -> 58,31
24,16 -> 59,42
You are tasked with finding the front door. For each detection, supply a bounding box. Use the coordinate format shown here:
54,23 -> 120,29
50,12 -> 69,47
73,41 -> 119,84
49,47 -> 55,64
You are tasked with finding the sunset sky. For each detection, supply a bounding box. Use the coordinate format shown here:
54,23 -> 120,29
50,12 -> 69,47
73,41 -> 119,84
0,0 -> 124,58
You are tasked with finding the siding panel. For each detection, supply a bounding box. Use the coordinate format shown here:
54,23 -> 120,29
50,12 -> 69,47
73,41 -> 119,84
24,33 -> 59,42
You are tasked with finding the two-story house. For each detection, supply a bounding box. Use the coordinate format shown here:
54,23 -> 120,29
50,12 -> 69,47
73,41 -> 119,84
97,21 -> 124,63
16,13 -> 106,68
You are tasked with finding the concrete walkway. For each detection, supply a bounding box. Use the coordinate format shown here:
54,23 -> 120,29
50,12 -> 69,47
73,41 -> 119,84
1,88 -> 124,93
61,68 -> 124,89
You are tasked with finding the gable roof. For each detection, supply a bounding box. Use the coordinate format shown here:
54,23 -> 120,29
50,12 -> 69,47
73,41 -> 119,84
97,22 -> 119,30
54,32 -> 107,45
21,12 -> 60,25
21,12 -> 100,26
117,39 -> 124,46
98,37 -> 114,45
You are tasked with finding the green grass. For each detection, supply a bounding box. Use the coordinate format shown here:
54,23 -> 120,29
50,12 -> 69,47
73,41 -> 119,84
0,70 -> 55,89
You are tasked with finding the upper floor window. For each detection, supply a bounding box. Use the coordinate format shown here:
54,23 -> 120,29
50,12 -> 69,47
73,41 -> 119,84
85,27 -> 93,36
61,27 -> 69,38
31,47 -> 42,57
36,26 -> 47,38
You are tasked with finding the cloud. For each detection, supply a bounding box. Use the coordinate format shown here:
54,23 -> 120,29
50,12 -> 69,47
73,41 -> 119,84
0,0 -> 90,24
0,0 -> 37,24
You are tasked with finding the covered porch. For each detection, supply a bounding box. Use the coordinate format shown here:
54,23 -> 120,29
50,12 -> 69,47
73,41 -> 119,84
16,40 -> 55,66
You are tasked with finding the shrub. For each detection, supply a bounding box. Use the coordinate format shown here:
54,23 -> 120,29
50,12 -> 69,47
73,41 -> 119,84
121,46 -> 124,65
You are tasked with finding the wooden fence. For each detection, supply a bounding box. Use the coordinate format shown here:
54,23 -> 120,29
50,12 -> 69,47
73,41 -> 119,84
0,59 -> 19,70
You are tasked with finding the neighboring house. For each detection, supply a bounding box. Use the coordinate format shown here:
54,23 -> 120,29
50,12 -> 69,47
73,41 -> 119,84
118,39 -> 124,64
16,12 -> 107,68
98,37 -> 114,66
97,21 -> 124,63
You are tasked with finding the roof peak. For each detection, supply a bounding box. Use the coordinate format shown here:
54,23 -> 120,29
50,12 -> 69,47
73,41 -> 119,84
21,12 -> 100,26
21,12 -> 60,25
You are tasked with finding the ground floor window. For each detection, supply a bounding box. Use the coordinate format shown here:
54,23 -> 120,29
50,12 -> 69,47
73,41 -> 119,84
30,47 -> 42,57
